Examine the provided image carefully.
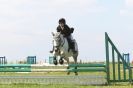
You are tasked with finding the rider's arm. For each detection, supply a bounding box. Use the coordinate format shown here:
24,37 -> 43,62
65,25 -> 74,34
56,26 -> 60,32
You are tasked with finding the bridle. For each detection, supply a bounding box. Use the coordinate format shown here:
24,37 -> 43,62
54,34 -> 65,49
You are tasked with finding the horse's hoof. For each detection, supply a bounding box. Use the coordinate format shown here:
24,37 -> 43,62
67,72 -> 70,75
53,60 -> 58,65
75,72 -> 78,76
59,59 -> 64,65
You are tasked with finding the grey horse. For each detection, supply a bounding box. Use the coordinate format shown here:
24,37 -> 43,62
51,32 -> 78,75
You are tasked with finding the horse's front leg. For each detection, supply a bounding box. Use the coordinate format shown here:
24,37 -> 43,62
59,57 -> 64,65
53,56 -> 58,65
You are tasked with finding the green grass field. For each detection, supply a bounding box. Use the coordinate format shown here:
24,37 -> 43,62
0,84 -> 133,88
0,72 -> 132,88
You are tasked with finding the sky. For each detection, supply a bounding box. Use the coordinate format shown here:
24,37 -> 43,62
0,0 -> 133,63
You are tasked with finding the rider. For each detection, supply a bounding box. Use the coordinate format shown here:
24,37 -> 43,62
50,18 -> 76,53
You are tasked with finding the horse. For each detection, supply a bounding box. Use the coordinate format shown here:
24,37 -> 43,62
51,32 -> 78,75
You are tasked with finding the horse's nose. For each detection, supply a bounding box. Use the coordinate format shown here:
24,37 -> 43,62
55,49 -> 58,52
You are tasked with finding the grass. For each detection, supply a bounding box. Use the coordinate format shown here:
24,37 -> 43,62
0,84 -> 133,88
0,71 -> 106,76
0,84 -> 93,88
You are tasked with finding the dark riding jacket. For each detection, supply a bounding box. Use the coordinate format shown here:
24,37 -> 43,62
56,24 -> 75,49
56,25 -> 73,37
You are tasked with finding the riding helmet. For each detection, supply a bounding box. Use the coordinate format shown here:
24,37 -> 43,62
59,18 -> 66,24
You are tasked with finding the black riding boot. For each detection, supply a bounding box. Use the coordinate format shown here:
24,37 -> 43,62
66,37 -> 76,53
66,37 -> 72,51
71,42 -> 77,53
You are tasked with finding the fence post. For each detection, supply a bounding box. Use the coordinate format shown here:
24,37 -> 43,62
105,32 -> 110,84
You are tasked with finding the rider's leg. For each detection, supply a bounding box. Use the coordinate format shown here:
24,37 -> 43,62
66,35 -> 76,52
66,36 -> 72,49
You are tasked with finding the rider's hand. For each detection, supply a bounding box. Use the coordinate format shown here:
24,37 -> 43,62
70,28 -> 74,33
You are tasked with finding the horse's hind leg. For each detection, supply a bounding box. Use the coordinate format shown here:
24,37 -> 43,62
67,66 -> 70,75
65,58 -> 70,75
73,54 -> 78,75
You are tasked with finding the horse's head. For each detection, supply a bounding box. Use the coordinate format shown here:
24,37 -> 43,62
52,32 -> 63,53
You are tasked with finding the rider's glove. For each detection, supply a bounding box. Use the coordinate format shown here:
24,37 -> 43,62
70,28 -> 74,33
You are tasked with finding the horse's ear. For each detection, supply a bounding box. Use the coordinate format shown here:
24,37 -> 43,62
51,32 -> 55,36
